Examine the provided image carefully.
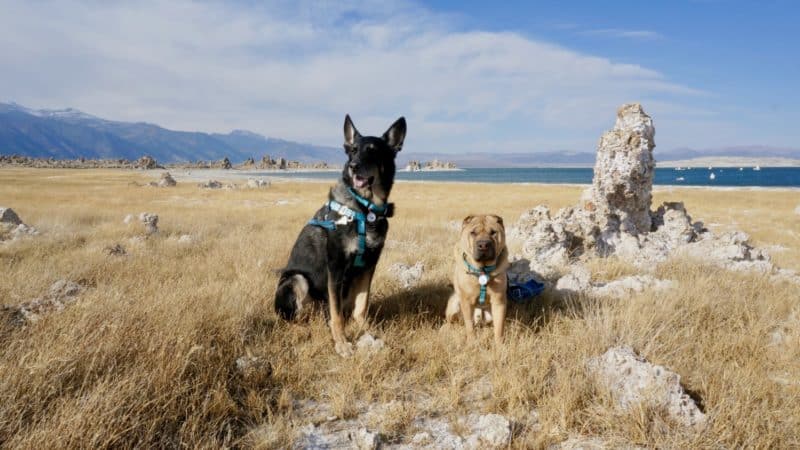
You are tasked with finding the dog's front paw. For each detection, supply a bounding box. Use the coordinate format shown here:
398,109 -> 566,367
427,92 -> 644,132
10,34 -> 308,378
334,341 -> 354,358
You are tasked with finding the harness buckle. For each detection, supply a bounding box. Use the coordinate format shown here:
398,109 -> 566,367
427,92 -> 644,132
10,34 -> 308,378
335,215 -> 352,225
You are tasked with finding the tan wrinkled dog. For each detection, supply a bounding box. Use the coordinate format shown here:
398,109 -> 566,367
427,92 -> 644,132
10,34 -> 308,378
446,214 -> 510,344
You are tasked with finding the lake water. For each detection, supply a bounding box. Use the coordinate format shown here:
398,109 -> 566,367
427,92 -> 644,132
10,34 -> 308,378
253,167 -> 800,187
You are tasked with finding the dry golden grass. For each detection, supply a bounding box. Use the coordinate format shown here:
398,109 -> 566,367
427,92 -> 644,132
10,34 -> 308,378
1,168 -> 799,448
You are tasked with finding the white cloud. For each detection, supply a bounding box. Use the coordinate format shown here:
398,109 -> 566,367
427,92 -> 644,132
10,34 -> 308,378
0,0 -> 723,153
580,28 -> 664,40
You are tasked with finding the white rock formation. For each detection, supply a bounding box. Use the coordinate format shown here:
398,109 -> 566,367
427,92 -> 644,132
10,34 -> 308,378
2,280 -> 84,325
390,261 -> 425,288
591,275 -> 674,299
514,104 -> 790,282
587,103 -> 656,235
1,207 -> 38,241
139,212 -> 159,235
157,172 -> 176,187
123,214 -> 134,224
0,207 -> 21,225
246,178 -> 270,188
587,346 -> 706,428
198,180 -> 223,189
356,333 -> 385,353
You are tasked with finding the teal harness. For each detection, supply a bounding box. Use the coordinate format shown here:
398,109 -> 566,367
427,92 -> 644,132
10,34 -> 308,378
308,187 -> 391,268
462,253 -> 496,305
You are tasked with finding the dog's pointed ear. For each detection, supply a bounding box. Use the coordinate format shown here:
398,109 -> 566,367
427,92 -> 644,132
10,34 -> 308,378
382,117 -> 406,152
490,215 -> 504,228
462,215 -> 475,227
344,114 -> 361,149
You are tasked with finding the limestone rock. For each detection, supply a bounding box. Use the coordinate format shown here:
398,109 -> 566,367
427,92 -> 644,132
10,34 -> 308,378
469,414 -> 511,448
104,243 -> 127,256
294,423 -> 380,450
135,155 -> 158,169
246,178 -> 270,188
157,172 -> 176,187
390,261 -> 425,288
0,207 -> 22,226
514,104 -> 788,283
221,157 -> 232,170
587,346 -> 706,428
123,214 -> 134,224
139,213 -> 158,234
198,180 -> 223,189
592,275 -> 674,299
176,234 -> 195,244
587,103 -> 655,235
356,333 -> 385,353
555,265 -> 591,296
2,280 -> 84,325
1,207 -> 38,241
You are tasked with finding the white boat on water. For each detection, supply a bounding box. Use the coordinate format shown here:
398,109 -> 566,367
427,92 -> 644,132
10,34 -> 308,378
676,176 -> 685,181
709,173 -> 716,180
754,166 -> 761,171
708,166 -> 713,170
739,167 -> 744,171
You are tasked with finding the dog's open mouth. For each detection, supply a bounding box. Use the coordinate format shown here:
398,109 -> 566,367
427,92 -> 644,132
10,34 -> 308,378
352,174 -> 374,189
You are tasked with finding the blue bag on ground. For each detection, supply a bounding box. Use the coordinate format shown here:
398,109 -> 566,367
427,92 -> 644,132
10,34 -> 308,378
507,278 -> 545,304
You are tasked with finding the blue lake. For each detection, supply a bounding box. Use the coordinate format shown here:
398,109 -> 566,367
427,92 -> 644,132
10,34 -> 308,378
252,167 -> 800,187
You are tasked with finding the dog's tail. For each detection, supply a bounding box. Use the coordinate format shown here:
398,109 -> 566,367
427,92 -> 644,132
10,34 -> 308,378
274,273 -> 310,321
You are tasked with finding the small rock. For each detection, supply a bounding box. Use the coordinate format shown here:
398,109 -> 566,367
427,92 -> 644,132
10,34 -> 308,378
587,346 -> 706,428
592,275 -> 674,299
390,261 -> 425,288
246,178 -> 270,188
357,428 -> 380,450
4,280 -> 85,325
198,180 -> 223,189
356,333 -> 385,353
157,172 -> 176,187
123,214 -> 134,224
0,207 -> 22,226
104,243 -> 127,256
135,155 -> 158,169
235,355 -> 272,377
411,431 -> 432,444
139,213 -> 158,234
555,265 -> 592,296
471,414 -> 511,448
1,207 -> 37,241
275,200 -> 290,206
177,234 -> 194,244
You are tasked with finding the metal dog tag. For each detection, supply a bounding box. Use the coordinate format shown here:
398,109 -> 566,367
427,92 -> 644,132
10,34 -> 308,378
366,212 -> 377,223
478,274 -> 489,286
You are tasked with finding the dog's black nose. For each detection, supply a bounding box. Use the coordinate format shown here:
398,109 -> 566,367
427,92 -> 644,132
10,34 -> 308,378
477,239 -> 493,251
348,161 -> 360,171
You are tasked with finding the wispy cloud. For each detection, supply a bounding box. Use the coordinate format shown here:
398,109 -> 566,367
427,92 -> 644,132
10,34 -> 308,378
0,0 -> 707,152
580,28 -> 664,40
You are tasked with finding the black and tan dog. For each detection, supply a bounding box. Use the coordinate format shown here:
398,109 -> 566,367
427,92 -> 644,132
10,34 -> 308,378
274,115 -> 406,356
445,214 -> 510,344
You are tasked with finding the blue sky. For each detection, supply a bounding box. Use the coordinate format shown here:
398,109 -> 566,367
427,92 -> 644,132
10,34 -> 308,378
1,0 -> 797,154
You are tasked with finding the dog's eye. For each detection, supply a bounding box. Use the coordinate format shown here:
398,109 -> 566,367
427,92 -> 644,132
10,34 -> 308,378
470,231 -> 477,236
490,230 -> 497,236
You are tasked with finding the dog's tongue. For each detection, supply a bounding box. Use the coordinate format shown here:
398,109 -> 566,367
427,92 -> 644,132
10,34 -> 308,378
353,175 -> 369,189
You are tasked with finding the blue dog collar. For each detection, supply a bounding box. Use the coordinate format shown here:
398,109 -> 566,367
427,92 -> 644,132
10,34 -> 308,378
462,253 -> 496,305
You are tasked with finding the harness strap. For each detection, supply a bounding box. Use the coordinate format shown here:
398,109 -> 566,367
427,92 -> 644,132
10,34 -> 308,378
462,253 -> 497,305
306,188 -> 391,268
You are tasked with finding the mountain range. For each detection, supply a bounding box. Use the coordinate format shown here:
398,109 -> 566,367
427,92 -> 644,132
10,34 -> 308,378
0,102 -> 338,163
2,102 -> 798,167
